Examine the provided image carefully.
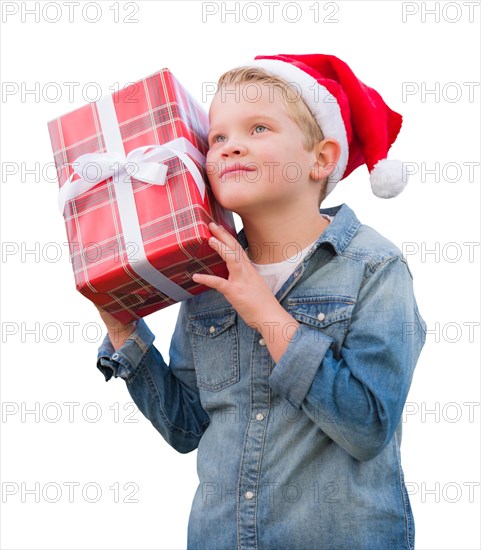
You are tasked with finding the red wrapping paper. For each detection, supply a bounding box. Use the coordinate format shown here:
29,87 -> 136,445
48,68 -> 235,323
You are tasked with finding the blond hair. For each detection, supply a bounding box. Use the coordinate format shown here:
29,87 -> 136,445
216,66 -> 327,205
217,67 -> 324,151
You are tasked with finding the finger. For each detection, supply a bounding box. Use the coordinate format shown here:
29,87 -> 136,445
208,236 -> 246,269
192,272 -> 226,292
208,224 -> 249,264
208,222 -> 241,250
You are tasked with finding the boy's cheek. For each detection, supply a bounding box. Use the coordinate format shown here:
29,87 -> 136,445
205,162 -> 218,186
205,173 -> 221,200
207,177 -> 218,196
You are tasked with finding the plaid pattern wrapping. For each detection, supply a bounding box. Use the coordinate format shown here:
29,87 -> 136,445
48,69 -> 235,323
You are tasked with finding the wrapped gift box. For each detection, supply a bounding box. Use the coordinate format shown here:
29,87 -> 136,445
48,68 -> 235,323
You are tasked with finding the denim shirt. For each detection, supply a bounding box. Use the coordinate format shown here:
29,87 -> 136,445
97,203 -> 426,550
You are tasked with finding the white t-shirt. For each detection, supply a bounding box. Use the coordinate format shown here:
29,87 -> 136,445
250,214 -> 333,295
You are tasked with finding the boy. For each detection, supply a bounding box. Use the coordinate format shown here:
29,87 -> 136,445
96,54 -> 426,549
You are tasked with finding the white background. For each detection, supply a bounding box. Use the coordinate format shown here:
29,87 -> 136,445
1,1 -> 480,549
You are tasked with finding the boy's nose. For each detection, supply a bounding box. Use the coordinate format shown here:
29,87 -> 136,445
220,140 -> 247,158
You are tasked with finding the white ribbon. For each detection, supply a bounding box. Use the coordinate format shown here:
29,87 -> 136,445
58,138 -> 206,212
59,94 -> 208,303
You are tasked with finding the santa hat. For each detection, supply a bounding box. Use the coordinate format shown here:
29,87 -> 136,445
240,54 -> 407,199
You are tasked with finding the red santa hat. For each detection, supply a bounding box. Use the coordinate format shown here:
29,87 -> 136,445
241,54 -> 407,199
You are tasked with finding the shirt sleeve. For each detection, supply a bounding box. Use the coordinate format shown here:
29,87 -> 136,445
268,255 -> 426,462
96,302 -> 209,453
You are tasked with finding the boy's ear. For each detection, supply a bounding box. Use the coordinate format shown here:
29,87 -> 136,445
310,138 -> 341,181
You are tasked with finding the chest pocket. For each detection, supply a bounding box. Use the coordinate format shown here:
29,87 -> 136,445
187,307 -> 240,391
286,296 -> 356,357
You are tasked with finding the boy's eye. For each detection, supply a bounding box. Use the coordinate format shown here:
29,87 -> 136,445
209,125 -> 267,145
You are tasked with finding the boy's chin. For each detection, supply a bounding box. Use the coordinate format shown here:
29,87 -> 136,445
217,200 -> 243,216
213,199 -> 246,218
211,188 -> 273,218
210,191 -> 244,214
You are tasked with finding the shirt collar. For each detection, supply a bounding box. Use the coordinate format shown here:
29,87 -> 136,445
236,203 -> 361,256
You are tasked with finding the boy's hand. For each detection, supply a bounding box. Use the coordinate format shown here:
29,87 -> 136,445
94,304 -> 137,352
192,222 -> 285,331
192,223 -> 279,328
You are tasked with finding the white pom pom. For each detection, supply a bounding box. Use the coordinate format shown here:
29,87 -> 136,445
370,159 -> 408,199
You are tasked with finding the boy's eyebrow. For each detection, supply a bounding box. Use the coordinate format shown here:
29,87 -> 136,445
208,115 -> 279,138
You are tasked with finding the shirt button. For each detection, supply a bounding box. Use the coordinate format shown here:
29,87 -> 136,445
209,325 -> 216,334
112,353 -> 119,360
317,312 -> 325,321
259,338 -> 266,346
255,413 -> 265,421
244,491 -> 254,500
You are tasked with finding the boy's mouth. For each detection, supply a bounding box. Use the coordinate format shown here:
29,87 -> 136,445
220,164 -> 257,179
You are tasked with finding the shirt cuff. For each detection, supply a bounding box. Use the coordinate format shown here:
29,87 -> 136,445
269,324 -> 334,409
96,318 -> 155,382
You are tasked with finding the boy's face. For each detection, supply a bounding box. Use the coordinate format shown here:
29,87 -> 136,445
206,83 -> 319,218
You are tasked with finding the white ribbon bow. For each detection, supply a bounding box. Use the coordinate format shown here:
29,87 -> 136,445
58,137 -> 206,213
